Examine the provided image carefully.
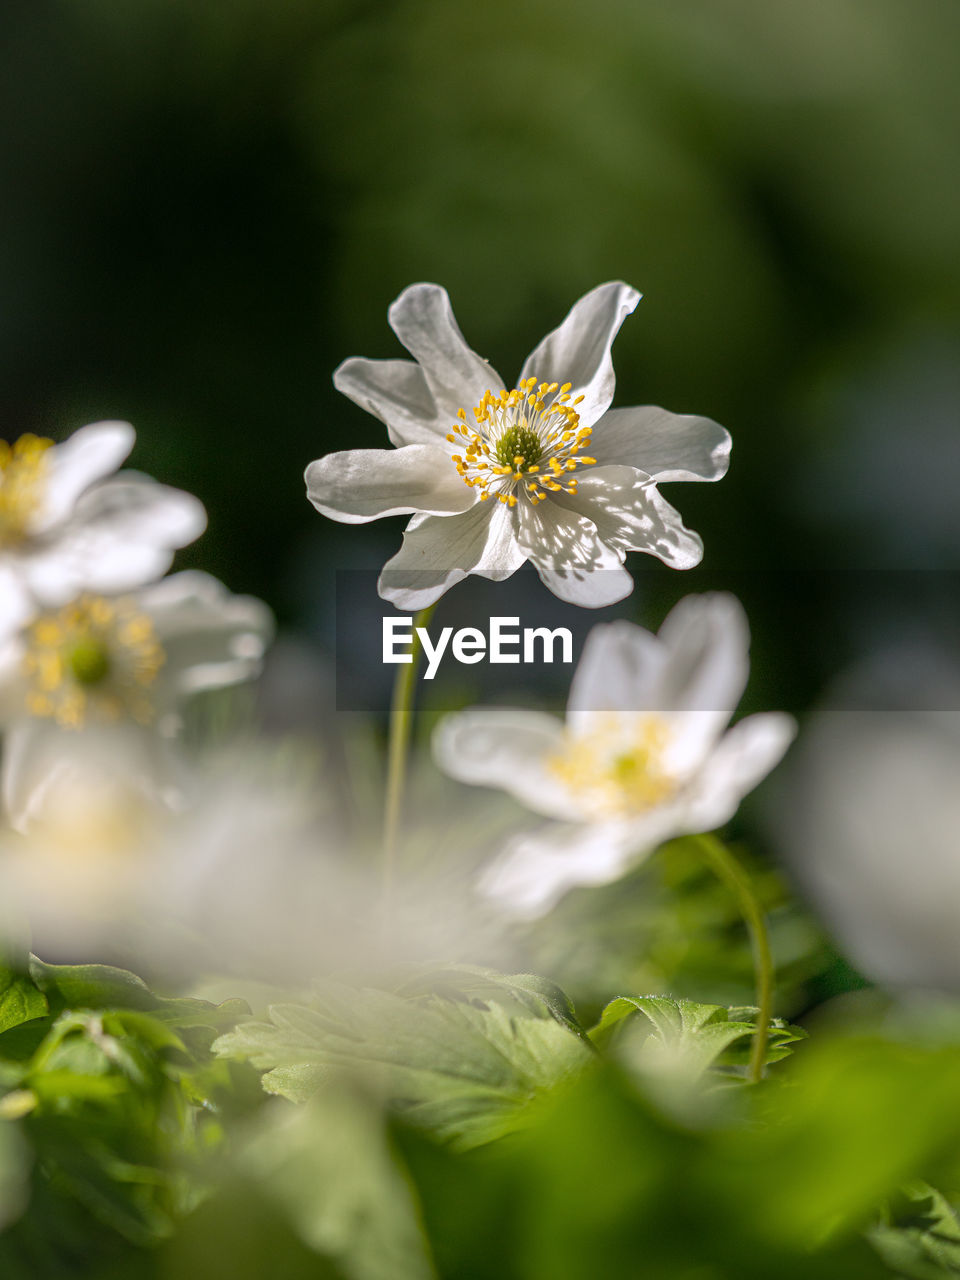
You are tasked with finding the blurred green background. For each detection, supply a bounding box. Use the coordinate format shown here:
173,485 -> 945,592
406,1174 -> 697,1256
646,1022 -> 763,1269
2,0 -> 959,691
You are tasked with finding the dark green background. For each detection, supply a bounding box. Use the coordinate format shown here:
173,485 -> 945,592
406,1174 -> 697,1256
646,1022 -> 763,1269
2,0 -> 958,710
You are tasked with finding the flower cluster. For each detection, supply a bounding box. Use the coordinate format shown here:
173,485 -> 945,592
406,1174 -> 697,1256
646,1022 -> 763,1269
0,421 -> 276,962
0,284 -> 794,974
305,282 -> 792,917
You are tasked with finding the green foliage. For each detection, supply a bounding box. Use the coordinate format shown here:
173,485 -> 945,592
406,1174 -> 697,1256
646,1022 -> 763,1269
238,1088 -> 437,1280
521,837 -> 834,1020
0,958 -> 250,1277
869,1183 -> 960,1278
589,994 -> 805,1077
396,1034 -> 960,1280
0,968 -> 48,1037
214,970 -> 596,1149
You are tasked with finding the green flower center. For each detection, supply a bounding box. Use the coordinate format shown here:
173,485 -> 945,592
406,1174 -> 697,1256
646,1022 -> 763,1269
494,425 -> 543,472
68,638 -> 112,686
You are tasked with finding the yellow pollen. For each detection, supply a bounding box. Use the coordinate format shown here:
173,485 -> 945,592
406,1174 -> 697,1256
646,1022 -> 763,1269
448,374 -> 595,505
547,714 -> 676,819
0,434 -> 53,548
22,595 -> 166,729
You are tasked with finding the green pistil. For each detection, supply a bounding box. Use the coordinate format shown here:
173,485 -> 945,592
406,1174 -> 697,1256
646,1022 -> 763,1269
495,425 -> 542,471
68,638 -> 111,686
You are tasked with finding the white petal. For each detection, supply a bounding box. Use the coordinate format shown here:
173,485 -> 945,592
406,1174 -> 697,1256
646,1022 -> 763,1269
305,445 -> 475,524
519,283 -> 640,428
0,567 -> 34,641
388,283 -> 503,420
477,814 -> 673,919
141,570 -> 275,698
332,356 -> 448,447
516,498 -> 634,608
1,719 -> 176,834
432,707 -> 583,820
548,465 -> 704,569
378,501 -> 525,610
0,635 -> 25,723
656,593 -> 751,717
567,620 -> 670,716
32,421 -> 135,534
683,712 -> 796,832
591,405 -> 731,482
567,595 -> 752,776
23,476 -> 206,604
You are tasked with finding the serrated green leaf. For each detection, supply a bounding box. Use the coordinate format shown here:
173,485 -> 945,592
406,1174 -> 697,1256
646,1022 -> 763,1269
868,1183 -> 960,1278
215,977 -> 595,1148
588,995 -> 805,1077
0,966 -> 48,1036
391,964 -> 587,1039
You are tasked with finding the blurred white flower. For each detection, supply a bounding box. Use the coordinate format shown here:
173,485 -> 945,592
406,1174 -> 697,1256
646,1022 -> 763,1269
434,594 -> 794,917
777,655 -> 960,990
307,283 -> 730,609
0,423 -> 206,638
0,570 -> 274,824
0,735 -> 358,976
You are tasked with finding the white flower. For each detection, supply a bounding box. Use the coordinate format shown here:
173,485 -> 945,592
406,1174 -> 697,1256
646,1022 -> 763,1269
0,737 -> 359,977
433,594 -> 795,918
307,283 -> 730,609
777,654 -> 960,990
0,570 -> 274,822
0,422 -> 206,639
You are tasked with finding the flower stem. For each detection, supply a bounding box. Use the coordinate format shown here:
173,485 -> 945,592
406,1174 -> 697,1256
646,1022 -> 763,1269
690,832 -> 774,1084
381,604 -> 436,918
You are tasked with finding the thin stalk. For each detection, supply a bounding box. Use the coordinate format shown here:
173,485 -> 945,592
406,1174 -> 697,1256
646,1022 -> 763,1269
690,832 -> 774,1084
381,604 -> 436,918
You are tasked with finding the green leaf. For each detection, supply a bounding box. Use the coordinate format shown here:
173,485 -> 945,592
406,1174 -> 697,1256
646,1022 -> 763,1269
868,1183 -> 960,1277
391,964 -> 588,1039
0,966 -> 48,1036
240,1087 -> 437,1280
588,995 -> 805,1077
28,956 -> 248,1033
215,977 -> 595,1149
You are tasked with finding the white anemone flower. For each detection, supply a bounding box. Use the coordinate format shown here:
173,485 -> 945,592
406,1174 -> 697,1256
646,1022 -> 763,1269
307,283 -> 730,609
0,569 -> 274,821
433,594 -> 795,918
0,737 -> 363,977
0,422 -> 206,639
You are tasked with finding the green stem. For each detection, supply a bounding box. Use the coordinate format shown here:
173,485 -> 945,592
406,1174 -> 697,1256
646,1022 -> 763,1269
381,605 -> 436,918
690,832 -> 774,1084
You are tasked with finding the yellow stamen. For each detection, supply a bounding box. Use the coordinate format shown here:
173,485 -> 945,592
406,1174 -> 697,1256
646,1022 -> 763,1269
0,434 -> 53,548
22,595 -> 165,729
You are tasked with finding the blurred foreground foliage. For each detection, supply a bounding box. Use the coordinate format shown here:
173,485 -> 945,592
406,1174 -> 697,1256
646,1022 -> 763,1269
4,954 -> 960,1278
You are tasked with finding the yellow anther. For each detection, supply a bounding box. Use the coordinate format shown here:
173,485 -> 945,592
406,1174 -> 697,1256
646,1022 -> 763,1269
22,595 -> 165,730
0,433 -> 54,548
449,371 -> 592,506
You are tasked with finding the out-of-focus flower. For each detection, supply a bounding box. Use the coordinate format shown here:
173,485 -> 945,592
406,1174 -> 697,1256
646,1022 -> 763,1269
0,570 -> 274,824
434,594 -> 794,917
0,423 -> 206,639
0,735 -> 353,975
777,654 -> 960,990
307,283 -> 730,609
